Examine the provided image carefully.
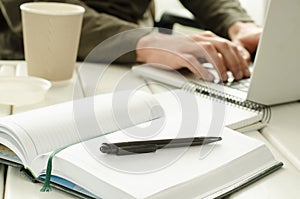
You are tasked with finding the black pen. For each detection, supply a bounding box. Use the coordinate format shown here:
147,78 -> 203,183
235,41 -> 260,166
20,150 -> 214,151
100,137 -> 222,155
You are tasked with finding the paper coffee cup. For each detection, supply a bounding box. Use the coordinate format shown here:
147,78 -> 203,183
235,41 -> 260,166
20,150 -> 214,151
20,2 -> 85,81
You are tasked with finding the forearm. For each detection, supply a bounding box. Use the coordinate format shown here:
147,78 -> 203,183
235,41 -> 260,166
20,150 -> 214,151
179,0 -> 253,38
78,9 -> 151,63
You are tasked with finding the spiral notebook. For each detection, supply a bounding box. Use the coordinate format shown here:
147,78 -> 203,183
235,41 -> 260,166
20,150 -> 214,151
132,64 -> 271,132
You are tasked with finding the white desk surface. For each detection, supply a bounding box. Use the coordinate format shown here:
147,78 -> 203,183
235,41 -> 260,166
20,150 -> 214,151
1,61 -> 300,198
261,103 -> 300,170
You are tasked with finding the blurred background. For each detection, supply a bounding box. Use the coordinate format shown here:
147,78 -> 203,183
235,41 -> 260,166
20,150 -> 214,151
154,0 -> 270,34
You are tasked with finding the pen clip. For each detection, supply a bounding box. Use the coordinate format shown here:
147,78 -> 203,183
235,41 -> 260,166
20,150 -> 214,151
100,143 -> 157,155
116,144 -> 157,155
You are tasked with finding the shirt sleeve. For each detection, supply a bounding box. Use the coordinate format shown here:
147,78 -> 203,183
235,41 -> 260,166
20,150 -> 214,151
179,0 -> 253,38
77,3 -> 152,63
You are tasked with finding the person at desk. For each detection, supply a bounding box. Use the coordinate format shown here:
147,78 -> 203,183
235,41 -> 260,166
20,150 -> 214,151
0,0 -> 262,82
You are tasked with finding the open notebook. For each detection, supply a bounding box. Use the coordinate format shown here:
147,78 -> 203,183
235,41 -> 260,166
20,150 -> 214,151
0,90 -> 282,198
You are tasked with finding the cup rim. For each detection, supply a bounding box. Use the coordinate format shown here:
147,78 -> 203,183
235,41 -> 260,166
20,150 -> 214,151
20,2 -> 85,16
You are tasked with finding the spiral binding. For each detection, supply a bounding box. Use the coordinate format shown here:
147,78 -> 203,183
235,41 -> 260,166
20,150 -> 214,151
182,81 -> 271,125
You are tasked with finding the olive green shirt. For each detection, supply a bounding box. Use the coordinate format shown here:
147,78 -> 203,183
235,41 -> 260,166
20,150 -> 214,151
0,0 -> 252,63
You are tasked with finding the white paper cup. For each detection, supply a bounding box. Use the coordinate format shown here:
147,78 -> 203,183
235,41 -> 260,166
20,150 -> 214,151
20,2 -> 85,81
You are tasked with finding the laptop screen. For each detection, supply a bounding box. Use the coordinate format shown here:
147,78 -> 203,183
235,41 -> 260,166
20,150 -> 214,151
247,0 -> 300,105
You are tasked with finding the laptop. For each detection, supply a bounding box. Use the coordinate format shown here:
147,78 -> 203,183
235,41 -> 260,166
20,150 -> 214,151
132,0 -> 300,106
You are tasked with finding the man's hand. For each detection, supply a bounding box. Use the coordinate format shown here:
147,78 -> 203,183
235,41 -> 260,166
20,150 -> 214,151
228,22 -> 262,56
136,31 -> 250,82
188,31 -> 250,80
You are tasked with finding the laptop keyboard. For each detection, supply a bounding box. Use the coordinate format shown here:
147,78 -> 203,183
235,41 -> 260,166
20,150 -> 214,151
204,63 -> 253,93
225,77 -> 250,92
